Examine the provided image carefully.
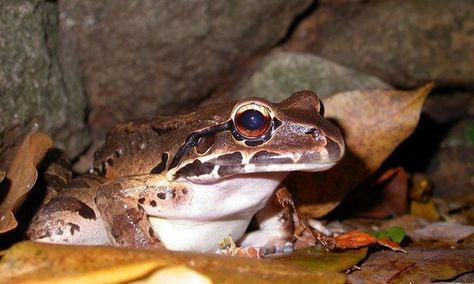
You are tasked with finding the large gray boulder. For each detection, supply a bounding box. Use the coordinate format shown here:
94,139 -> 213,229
0,0 -> 89,168
58,0 -> 313,135
220,51 -> 390,103
287,0 -> 474,88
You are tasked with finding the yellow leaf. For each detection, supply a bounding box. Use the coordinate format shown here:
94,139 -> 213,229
410,200 -> 440,221
0,242 -> 346,284
132,265 -> 212,284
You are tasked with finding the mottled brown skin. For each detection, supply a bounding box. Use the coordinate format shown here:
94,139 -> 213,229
28,91 -> 345,253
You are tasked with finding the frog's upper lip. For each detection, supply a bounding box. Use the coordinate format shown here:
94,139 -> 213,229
169,150 -> 343,183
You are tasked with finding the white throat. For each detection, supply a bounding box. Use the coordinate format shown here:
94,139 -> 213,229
149,172 -> 287,252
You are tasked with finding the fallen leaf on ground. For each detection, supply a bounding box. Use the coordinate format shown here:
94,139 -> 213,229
339,167 -> 409,219
0,241 -> 348,284
352,245 -> 474,283
273,246 -> 367,272
379,215 -> 429,237
132,265 -> 212,284
411,222 -> 474,242
410,200 -> 440,221
332,230 -> 405,252
0,132 -> 53,233
368,226 -> 406,243
287,84 -> 433,218
409,173 -> 432,202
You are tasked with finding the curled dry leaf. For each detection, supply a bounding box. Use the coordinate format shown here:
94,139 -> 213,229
332,230 -> 405,253
286,84 -> 433,218
0,132 -> 53,233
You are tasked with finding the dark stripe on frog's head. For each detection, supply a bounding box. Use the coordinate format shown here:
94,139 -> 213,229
174,159 -> 215,177
168,121 -> 233,171
215,152 -> 243,164
249,151 -> 293,164
150,153 -> 168,174
168,117 -> 279,173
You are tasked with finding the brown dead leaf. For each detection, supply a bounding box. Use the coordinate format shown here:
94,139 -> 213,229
338,167 -> 409,219
410,200 -> 440,221
0,132 -> 52,233
411,222 -> 474,243
287,84 -> 433,217
333,230 -> 405,252
0,241 -> 346,284
352,245 -> 474,283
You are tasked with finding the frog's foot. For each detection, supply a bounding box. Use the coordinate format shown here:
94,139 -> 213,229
219,246 -> 265,258
236,193 -> 294,256
239,230 -> 294,255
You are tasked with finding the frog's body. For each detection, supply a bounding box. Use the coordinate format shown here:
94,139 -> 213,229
27,91 -> 345,254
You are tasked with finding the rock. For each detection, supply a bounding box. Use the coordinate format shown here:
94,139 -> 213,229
422,91 -> 474,124
427,118 -> 474,199
221,51 -> 390,103
286,0 -> 474,88
58,0 -> 313,135
0,0 -> 89,169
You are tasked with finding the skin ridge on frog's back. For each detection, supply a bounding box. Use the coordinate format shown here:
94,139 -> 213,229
92,102 -> 235,179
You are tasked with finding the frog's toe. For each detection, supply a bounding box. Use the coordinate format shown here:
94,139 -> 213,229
280,241 -> 294,254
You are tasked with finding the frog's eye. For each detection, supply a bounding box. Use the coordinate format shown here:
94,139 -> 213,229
234,104 -> 271,139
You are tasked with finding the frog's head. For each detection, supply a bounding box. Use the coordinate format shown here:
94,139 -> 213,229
167,90 -> 345,183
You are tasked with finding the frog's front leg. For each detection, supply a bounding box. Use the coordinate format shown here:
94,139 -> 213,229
95,174 -> 189,249
238,194 -> 294,254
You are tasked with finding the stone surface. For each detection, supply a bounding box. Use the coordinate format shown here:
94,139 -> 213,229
58,0 -> 313,136
422,91 -> 474,124
218,51 -> 390,103
286,0 -> 474,89
427,118 -> 474,199
0,0 -> 89,169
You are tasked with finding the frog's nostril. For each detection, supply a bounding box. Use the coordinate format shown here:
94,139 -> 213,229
312,129 -> 322,140
305,128 -> 325,142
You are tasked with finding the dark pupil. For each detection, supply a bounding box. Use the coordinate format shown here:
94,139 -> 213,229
239,109 -> 265,131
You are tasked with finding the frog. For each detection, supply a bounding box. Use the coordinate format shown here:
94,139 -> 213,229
27,90 -> 345,254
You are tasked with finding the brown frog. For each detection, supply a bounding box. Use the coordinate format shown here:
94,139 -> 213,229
27,91 -> 345,254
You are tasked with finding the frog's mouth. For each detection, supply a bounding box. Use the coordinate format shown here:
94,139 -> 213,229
168,148 -> 342,184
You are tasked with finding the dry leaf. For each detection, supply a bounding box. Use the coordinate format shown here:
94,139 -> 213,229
0,132 -> 53,233
332,230 -> 405,252
286,84 -> 433,217
274,246 -> 367,273
352,246 -> 474,283
0,241 -> 346,284
410,200 -> 440,221
132,265 -> 212,284
411,222 -> 474,243
338,167 -> 409,219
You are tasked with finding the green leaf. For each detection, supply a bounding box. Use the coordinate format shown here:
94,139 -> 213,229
368,227 -> 405,243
